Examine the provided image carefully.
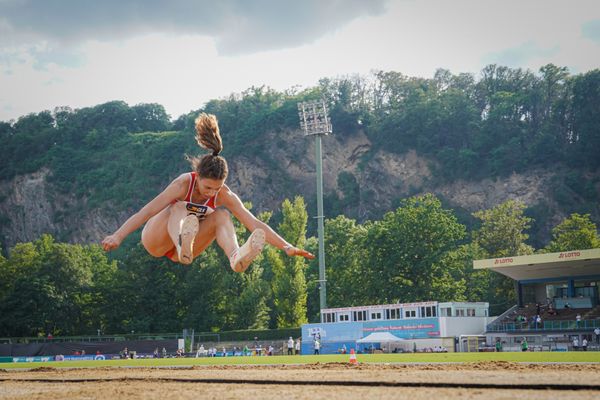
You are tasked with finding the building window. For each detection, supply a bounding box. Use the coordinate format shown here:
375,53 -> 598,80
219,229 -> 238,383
389,308 -> 401,320
339,313 -> 350,322
467,308 -> 476,317
354,310 -> 367,321
441,307 -> 452,317
370,312 -> 382,320
420,306 -> 437,317
323,312 -> 336,323
405,309 -> 416,318
456,309 -> 465,317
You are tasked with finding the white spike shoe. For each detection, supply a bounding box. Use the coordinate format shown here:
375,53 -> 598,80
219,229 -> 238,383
177,215 -> 199,265
230,229 -> 265,273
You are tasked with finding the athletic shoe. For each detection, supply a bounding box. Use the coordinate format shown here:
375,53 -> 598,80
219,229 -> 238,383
177,214 -> 199,265
230,229 -> 265,273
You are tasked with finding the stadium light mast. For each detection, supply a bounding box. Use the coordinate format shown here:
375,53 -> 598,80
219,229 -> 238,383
297,99 -> 332,311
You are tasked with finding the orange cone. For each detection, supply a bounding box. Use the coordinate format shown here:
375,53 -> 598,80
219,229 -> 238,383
349,348 -> 358,365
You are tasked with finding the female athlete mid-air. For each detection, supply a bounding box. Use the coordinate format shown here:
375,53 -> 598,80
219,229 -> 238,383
102,113 -> 314,272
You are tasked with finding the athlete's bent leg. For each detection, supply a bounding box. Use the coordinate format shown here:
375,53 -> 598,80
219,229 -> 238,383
141,206 -> 176,258
189,209 -> 264,272
189,209 -> 236,257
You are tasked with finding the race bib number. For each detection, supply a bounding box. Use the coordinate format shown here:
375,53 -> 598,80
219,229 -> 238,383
186,202 -> 209,219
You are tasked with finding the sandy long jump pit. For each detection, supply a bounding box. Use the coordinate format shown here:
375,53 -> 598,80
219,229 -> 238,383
1,361 -> 600,400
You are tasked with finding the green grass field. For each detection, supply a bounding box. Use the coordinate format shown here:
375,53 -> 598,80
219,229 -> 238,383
2,352 -> 599,370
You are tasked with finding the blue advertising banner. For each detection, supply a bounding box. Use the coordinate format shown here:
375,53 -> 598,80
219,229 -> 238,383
362,318 -> 440,339
302,322 -> 363,342
12,356 -> 53,362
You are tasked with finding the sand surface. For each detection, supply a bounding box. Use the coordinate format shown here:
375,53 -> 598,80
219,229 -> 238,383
1,362 -> 599,400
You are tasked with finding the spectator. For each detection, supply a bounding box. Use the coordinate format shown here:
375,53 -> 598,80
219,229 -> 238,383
295,338 -> 301,355
576,313 -> 581,328
196,344 -> 205,358
573,337 -> 579,351
582,338 -> 588,351
243,345 -> 249,356
47,333 -> 53,340
495,340 -> 503,352
287,337 -> 294,355
222,347 -> 227,357
595,328 -> 600,345
535,315 -> 542,329
536,303 -> 541,316
268,345 -> 274,356
314,339 -> 320,355
521,338 -> 528,352
162,347 -> 167,358
341,344 -> 347,354
154,348 -> 159,358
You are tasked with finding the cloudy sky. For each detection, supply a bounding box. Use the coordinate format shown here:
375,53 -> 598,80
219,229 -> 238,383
1,0 -> 599,122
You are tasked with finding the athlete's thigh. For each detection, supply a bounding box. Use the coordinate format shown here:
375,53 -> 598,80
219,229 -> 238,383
141,206 -> 173,255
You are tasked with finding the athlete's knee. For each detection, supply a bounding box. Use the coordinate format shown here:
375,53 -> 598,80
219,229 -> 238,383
210,208 -> 232,224
142,240 -> 165,258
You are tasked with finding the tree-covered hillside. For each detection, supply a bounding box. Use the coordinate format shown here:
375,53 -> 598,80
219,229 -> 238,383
1,64 -> 599,336
1,64 -> 598,217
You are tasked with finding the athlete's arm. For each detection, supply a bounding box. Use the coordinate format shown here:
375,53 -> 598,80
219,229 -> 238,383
219,187 -> 315,259
101,174 -> 188,251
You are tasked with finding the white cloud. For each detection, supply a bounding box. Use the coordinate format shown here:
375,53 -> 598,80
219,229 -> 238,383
1,0 -> 599,121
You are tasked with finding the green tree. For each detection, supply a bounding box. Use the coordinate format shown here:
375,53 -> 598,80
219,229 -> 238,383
0,235 -> 116,336
440,242 -> 489,302
472,200 -> 535,313
324,215 -> 368,307
543,213 -> 600,252
362,194 -> 466,303
570,69 -> 600,169
270,197 -> 309,328
472,200 -> 534,257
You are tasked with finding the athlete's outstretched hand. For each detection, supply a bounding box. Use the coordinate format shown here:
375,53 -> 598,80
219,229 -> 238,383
284,246 -> 315,259
102,234 -> 122,252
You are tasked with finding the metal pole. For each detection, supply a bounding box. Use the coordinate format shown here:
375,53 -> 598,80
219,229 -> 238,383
297,99 -> 331,313
315,134 -> 327,309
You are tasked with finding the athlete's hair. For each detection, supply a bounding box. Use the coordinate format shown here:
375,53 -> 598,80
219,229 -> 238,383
188,113 -> 228,180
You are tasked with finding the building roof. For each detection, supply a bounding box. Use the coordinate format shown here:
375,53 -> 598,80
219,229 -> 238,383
473,248 -> 600,281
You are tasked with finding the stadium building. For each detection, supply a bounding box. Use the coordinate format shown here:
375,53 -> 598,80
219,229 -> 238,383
475,248 -> 600,351
301,301 -> 490,354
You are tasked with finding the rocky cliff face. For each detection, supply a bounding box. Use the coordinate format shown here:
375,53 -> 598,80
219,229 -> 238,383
0,130 -> 593,250
0,168 -> 129,249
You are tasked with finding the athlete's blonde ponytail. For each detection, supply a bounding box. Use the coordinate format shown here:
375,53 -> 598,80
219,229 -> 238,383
188,113 -> 228,180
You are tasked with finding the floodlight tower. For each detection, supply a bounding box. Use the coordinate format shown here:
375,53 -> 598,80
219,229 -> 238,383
297,99 -> 332,311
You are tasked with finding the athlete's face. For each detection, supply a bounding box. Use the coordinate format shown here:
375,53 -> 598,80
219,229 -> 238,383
197,177 -> 225,198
